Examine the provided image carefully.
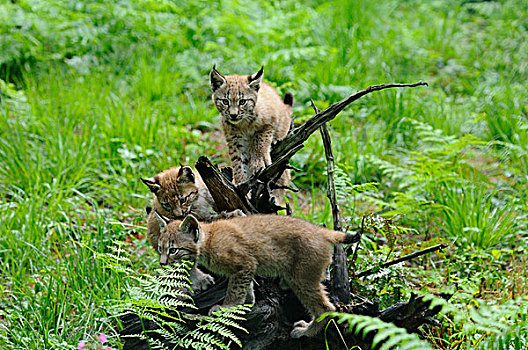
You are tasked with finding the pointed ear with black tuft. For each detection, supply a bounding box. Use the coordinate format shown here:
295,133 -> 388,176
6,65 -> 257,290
140,176 -> 161,193
154,209 -> 171,230
210,65 -> 226,92
248,66 -> 264,92
177,166 -> 196,183
179,215 -> 201,243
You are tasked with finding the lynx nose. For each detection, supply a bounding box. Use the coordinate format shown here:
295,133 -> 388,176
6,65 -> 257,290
160,255 -> 168,266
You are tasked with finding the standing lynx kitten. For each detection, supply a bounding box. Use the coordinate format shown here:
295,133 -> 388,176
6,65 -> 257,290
210,66 -> 292,201
141,166 -> 243,291
153,212 -> 360,338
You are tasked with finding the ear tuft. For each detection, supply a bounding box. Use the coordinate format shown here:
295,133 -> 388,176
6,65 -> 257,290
210,65 -> 226,92
140,176 -> 161,193
248,66 -> 264,91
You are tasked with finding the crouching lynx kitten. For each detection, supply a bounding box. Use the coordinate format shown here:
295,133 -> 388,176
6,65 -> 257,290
153,212 -> 360,338
210,66 -> 292,201
141,166 -> 243,292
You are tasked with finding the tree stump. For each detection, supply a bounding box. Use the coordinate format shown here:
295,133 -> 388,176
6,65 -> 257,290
120,81 -> 447,350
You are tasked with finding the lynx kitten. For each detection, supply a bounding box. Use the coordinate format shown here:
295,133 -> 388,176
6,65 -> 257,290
210,66 -> 292,201
141,166 -> 243,291
153,212 -> 360,338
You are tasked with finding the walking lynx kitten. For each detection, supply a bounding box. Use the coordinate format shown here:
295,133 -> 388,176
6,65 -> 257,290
141,166 -> 243,291
153,212 -> 360,338
210,66 -> 292,201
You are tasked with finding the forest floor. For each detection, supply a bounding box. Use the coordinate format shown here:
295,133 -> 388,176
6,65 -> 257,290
0,0 -> 527,349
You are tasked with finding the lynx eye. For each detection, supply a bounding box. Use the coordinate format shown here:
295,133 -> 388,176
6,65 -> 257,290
238,99 -> 247,106
219,99 -> 229,106
169,248 -> 178,255
180,192 -> 196,204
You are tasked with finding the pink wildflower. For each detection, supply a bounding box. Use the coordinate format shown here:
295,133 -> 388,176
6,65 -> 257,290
77,341 -> 86,350
98,334 -> 108,344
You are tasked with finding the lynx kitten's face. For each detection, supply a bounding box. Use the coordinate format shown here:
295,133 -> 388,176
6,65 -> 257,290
155,215 -> 200,266
141,167 -> 199,219
156,184 -> 198,218
210,66 -> 262,125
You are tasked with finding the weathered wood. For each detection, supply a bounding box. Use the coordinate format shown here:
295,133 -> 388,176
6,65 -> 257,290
320,120 -> 351,304
195,156 -> 257,214
120,285 -> 452,350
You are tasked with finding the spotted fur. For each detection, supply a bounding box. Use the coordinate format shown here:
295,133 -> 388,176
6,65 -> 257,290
210,66 -> 293,201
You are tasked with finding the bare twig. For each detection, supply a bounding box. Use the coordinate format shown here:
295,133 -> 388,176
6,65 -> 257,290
315,99 -> 351,303
357,243 -> 448,278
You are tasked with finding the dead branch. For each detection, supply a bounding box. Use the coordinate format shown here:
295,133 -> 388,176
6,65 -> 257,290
357,243 -> 448,278
195,156 -> 257,214
315,97 -> 351,304
243,82 -> 428,212
271,82 -> 428,161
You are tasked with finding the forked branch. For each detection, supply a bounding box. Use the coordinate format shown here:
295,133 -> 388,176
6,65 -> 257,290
244,82 -> 428,212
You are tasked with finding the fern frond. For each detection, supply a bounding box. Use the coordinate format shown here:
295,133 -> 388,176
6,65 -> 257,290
327,312 -> 433,350
98,244 -> 249,349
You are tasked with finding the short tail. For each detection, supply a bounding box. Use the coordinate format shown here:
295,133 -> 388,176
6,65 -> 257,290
283,92 -> 293,106
341,231 -> 361,244
327,230 -> 361,244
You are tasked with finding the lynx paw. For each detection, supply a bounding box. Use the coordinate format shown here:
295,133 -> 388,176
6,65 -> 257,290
248,160 -> 266,177
231,209 -> 246,217
290,320 -> 311,338
191,274 -> 215,293
217,209 -> 246,219
293,320 -> 310,328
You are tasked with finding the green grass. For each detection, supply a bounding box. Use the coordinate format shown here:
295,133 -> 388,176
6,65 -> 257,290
1,0 -> 528,348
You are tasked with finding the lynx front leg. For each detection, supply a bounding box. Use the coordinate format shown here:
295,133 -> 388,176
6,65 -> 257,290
248,126 -> 274,177
215,209 -> 246,220
208,268 -> 255,315
226,135 -> 249,185
189,265 -> 215,293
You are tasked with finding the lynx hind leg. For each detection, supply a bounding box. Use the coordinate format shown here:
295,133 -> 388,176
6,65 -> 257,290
189,266 -> 215,293
289,282 -> 335,338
